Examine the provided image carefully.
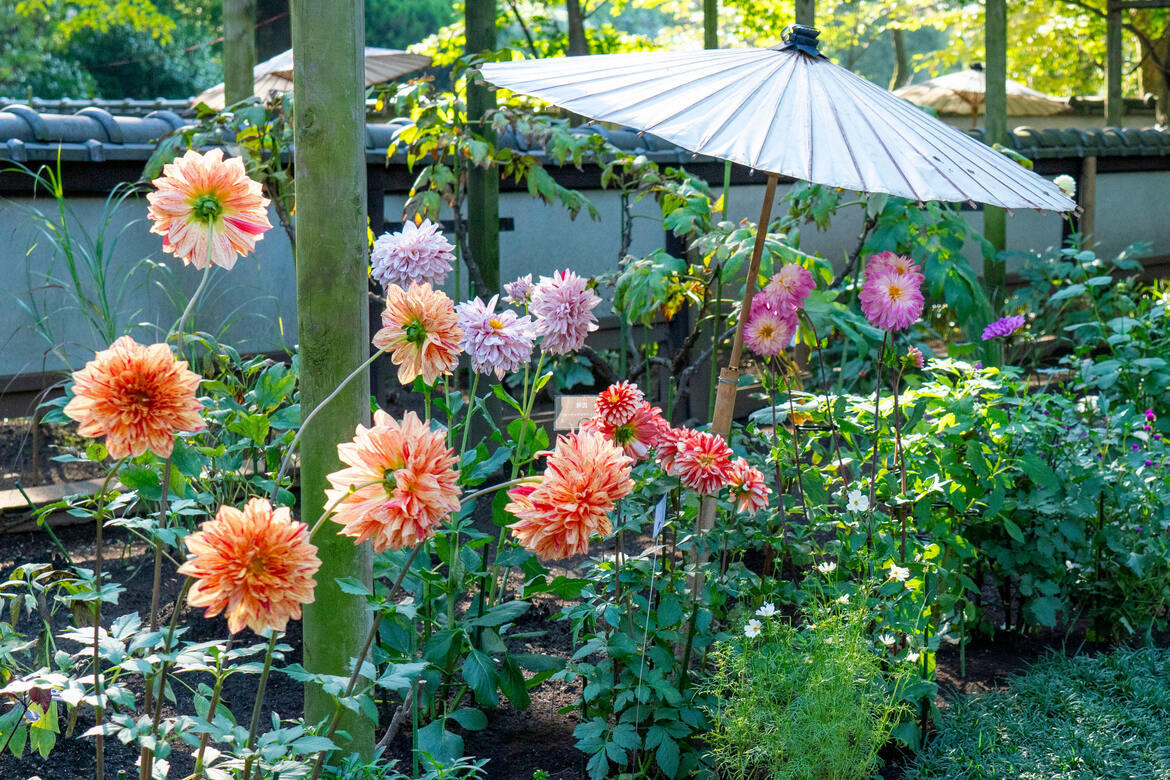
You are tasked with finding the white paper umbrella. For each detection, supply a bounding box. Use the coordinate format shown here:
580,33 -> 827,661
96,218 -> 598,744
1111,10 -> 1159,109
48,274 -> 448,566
480,26 -> 1073,493
894,66 -> 1069,125
480,36 -> 1072,212
192,47 -> 431,110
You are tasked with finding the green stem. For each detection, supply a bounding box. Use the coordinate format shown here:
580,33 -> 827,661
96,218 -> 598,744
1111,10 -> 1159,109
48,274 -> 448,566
92,457 -> 128,780
144,453 -> 173,717
864,333 -> 890,553
459,372 -> 481,456
141,577 -> 193,780
242,631 -> 280,780
192,642 -> 231,779
270,349 -> 385,502
170,233 -> 215,347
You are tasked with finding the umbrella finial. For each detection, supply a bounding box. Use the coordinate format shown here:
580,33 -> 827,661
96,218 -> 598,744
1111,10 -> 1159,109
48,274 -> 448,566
780,25 -> 823,58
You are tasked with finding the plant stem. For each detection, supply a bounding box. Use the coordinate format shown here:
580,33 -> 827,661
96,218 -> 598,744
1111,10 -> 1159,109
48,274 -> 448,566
241,631 -> 280,780
92,457 -> 127,780
192,641 -> 231,779
171,246 -> 215,348
310,545 -> 421,780
864,333 -> 890,553
141,578 -> 193,780
270,349 -> 385,502
459,372 -> 481,456
144,453 -> 173,716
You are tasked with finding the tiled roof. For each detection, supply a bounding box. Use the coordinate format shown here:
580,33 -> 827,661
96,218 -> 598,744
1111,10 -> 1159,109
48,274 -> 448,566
0,97 -> 193,118
2,102 -> 1169,165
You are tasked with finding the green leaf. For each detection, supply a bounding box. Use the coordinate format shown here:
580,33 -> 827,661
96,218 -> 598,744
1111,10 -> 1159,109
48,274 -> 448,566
1027,595 -> 1063,627
334,577 -> 371,597
1020,453 -> 1060,491
498,656 -> 530,710
226,413 -> 270,445
449,707 -> 488,731
469,600 -> 530,627
656,735 -> 680,778
1003,518 -> 1026,544
461,649 -> 499,707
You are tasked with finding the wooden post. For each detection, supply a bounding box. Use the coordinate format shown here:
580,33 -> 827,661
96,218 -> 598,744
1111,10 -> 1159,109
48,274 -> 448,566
292,0 -> 375,756
1080,156 -> 1097,246
466,0 -> 500,297
704,0 -> 718,49
223,0 -> 257,106
795,0 -> 814,26
1106,1 -> 1124,126
983,0 -> 1008,302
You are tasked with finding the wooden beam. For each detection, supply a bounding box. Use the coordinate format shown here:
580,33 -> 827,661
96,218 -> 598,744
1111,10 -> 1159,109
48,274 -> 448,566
465,0 -> 500,297
704,0 -> 718,49
292,0 -> 375,757
795,0 -> 814,26
1106,3 -> 1124,125
1111,0 -> 1170,9
223,0 -> 257,106
1080,155 -> 1098,246
983,0 -> 1008,299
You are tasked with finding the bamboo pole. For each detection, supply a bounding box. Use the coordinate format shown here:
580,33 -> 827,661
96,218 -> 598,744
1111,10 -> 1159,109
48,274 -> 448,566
983,0 -> 1008,303
795,0 -> 815,26
291,0 -> 375,757
223,0 -> 257,106
1080,156 -> 1097,245
466,0 -> 500,296
1106,2 -> 1124,126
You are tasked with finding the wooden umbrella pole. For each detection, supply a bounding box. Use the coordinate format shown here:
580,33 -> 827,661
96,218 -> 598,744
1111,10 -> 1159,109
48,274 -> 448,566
692,173 -> 779,585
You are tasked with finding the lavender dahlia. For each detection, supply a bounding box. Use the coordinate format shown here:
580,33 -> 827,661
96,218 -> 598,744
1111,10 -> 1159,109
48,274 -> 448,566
456,295 -> 536,379
981,314 -> 1026,341
371,218 -> 455,289
860,255 -> 925,332
531,270 -> 601,355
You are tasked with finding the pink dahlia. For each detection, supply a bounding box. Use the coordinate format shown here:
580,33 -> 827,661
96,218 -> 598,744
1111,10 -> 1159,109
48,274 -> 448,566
583,401 -> 666,461
456,295 -> 535,379
670,430 -> 734,494
503,274 -> 535,306
371,219 -> 455,289
727,458 -> 770,514
531,270 -> 601,355
905,345 -> 926,369
867,251 -> 921,280
764,263 -> 815,310
744,294 -> 797,357
595,381 -> 645,427
860,260 -> 925,332
981,314 -> 1026,341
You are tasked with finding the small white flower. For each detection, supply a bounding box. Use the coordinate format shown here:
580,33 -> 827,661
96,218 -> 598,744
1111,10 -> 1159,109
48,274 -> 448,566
906,651 -> 921,663
887,564 -> 911,582
755,602 -> 777,617
744,619 -> 763,638
816,561 -> 838,575
835,594 -> 850,605
877,633 -> 897,646
846,489 -> 869,513
1053,174 -> 1077,199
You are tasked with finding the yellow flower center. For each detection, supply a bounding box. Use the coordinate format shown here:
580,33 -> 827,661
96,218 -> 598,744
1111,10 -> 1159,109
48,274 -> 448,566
489,318 -> 505,330
758,324 -> 775,339
886,284 -> 904,302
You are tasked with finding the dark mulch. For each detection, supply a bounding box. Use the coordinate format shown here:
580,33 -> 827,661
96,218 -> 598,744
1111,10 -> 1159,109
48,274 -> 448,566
0,421 -> 104,493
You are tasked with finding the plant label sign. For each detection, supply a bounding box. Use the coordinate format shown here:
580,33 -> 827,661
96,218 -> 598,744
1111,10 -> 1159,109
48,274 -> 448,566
554,395 -> 597,431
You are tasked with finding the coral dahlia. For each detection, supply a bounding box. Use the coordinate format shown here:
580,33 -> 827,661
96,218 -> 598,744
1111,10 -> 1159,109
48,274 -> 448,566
146,148 -> 272,270
531,270 -> 601,355
595,381 -> 645,427
456,295 -> 535,379
506,429 -> 633,560
64,336 -> 204,459
325,410 -> 461,553
371,218 -> 455,289
178,498 -> 320,635
372,283 -> 464,386
727,458 -> 770,514
583,401 -> 666,461
670,429 -> 734,494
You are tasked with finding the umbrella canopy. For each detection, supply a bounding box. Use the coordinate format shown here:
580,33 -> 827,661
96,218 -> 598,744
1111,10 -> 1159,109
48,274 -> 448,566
192,47 -> 431,110
894,66 -> 1069,121
480,33 -> 1073,212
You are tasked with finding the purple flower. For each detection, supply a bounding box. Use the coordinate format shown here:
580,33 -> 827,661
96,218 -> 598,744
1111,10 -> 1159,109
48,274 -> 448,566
1145,460 -> 1154,467
981,314 -> 1026,341
504,274 -> 535,306
372,219 -> 455,289
1146,409 -> 1156,421
456,295 -> 536,379
1156,434 -> 1162,441
1132,443 -> 1141,451
906,345 -> 926,369
531,270 -> 601,355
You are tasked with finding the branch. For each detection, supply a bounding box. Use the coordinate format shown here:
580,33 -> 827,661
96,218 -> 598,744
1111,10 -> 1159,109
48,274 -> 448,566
1061,0 -> 1166,70
504,0 -> 540,58
579,344 -> 619,386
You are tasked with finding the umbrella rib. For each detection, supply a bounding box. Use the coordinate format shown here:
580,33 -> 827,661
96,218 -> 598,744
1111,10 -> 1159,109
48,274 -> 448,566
746,55 -> 801,170
816,63 -> 871,195
695,56 -> 791,153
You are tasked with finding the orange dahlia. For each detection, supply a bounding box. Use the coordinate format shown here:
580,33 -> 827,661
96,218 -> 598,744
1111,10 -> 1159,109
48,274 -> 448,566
178,498 -> 321,635
670,429 -> 734,494
63,336 -> 204,459
325,410 -> 461,552
146,148 -> 272,270
506,429 -> 633,560
372,283 -> 464,386
727,458 -> 771,514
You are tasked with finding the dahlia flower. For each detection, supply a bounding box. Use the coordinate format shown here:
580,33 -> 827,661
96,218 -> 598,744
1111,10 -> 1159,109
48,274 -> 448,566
755,602 -> 777,617
744,298 -> 797,357
456,295 -> 535,379
531,270 -> 601,355
764,263 -> 815,310
371,219 -> 455,289
506,429 -> 633,560
866,252 -> 922,280
503,274 -> 535,306
146,148 -> 272,270
595,381 -> 645,427
846,489 -> 869,513
178,498 -> 320,635
860,258 -> 925,332
905,345 -> 926,369
325,410 -> 461,552
670,429 -> 734,494
1053,174 -> 1077,199
655,426 -> 688,475
64,336 -> 204,459
372,283 -> 464,386
583,401 -> 666,461
981,314 -> 1026,341
727,458 -> 770,514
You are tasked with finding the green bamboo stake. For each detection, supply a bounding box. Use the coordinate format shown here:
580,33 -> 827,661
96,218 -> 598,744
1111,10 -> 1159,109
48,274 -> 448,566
292,0 -> 375,757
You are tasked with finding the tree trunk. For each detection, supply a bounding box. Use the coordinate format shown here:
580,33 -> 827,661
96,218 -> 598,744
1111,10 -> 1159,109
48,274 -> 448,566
223,0 -> 256,106
566,0 -> 589,56
703,0 -> 717,49
466,0 -> 500,297
889,27 -> 909,89
1139,20 -> 1170,126
292,0 -> 375,757
795,0 -> 814,26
